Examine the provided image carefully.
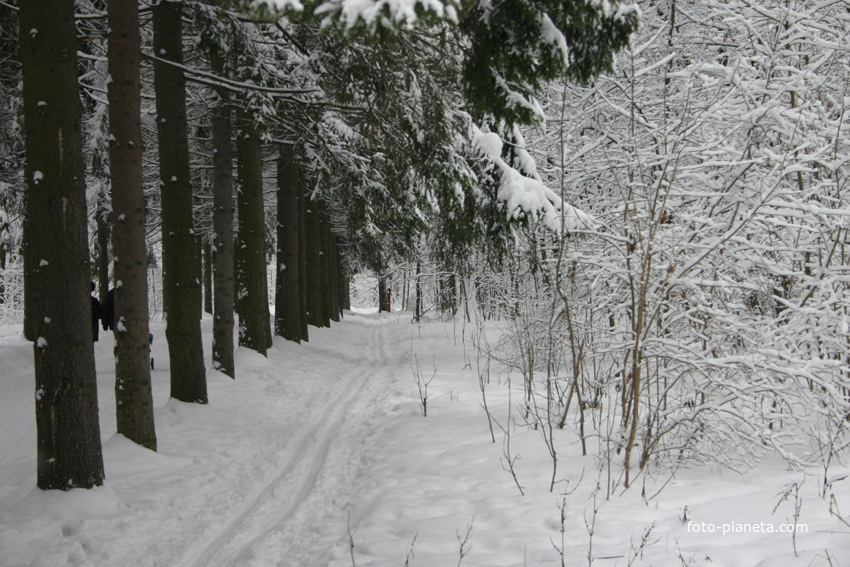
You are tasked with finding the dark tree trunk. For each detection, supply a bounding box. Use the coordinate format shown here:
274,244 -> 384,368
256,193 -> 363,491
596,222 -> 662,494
107,0 -> 157,450
297,185 -> 309,341
22,202 -> 35,341
195,235 -> 203,316
95,194 -> 110,302
304,191 -> 322,327
401,269 -> 407,311
0,241 -> 5,305
274,144 -> 301,342
328,234 -> 340,323
19,0 -> 105,489
337,244 -> 349,314
340,243 -> 351,312
318,201 -> 331,327
415,262 -> 422,321
209,49 -> 235,379
152,0 -> 207,404
203,241 -> 212,315
379,277 -> 387,313
446,273 -> 457,315
235,108 -> 272,355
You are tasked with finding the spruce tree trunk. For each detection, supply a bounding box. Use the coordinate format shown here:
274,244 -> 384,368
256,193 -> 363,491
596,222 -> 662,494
195,235 -> 203,315
107,0 -> 157,449
415,262 -> 422,321
401,270 -> 408,311
328,234 -> 340,323
318,201 -> 331,327
209,50 -> 235,378
304,191 -> 322,327
275,144 -> 301,342
203,241 -> 212,315
22,204 -> 35,341
337,243 -> 349,314
447,273 -> 457,315
95,195 -> 110,302
152,0 -> 207,403
235,108 -> 272,355
379,277 -> 387,313
297,186 -> 309,341
0,242 -> 5,305
19,0 -> 105,489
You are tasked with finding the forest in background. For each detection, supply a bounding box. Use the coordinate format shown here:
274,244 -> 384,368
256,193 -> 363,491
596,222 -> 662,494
0,0 -> 849,508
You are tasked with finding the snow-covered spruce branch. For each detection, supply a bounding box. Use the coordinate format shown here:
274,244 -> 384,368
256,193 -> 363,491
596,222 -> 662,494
141,52 -> 321,100
471,124 -> 595,234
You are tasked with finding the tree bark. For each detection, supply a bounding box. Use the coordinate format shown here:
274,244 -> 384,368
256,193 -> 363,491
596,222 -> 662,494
0,241 -> 5,305
203,241 -> 212,315
209,49 -> 235,379
446,273 -> 457,315
328,234 -> 340,323
415,262 -> 422,321
107,0 -> 157,449
152,0 -> 207,403
318,201 -> 331,327
297,185 -> 309,341
95,194 -> 110,302
235,108 -> 272,354
379,276 -> 387,312
275,143 -> 301,342
304,190 -> 322,327
19,0 -> 105,489
195,235 -> 203,316
337,243 -> 350,313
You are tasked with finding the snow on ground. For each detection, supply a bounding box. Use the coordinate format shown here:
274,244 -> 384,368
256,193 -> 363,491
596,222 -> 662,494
0,310 -> 848,566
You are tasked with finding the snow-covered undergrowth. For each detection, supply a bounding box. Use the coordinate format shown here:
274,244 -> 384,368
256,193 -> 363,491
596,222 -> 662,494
0,311 -> 847,566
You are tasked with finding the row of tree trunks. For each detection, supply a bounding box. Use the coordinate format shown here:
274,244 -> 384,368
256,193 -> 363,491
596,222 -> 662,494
160,130 -> 348,351
18,0 -> 355,494
273,152 -> 346,339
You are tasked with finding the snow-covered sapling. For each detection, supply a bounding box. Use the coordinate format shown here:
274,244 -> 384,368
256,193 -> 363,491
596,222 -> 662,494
411,354 -> 436,417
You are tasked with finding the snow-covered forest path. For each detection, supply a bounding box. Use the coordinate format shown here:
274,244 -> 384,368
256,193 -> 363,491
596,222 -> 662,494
178,314 -> 406,567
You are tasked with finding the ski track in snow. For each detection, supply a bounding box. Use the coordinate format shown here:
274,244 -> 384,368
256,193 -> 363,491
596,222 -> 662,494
180,316 -> 402,567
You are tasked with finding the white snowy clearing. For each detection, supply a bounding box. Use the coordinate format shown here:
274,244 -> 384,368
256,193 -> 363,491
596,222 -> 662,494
0,310 -> 848,567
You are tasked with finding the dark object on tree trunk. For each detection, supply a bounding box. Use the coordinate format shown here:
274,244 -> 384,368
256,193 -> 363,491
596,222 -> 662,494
101,288 -> 114,331
91,284 -> 101,342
